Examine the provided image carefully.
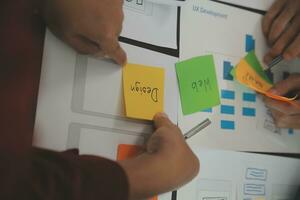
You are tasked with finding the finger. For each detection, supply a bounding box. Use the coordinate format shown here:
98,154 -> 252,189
264,15 -> 300,64
108,41 -> 127,66
79,19 -> 126,65
264,96 -> 300,115
97,34 -> 127,65
271,109 -> 300,128
262,0 -> 287,37
146,135 -> 161,154
263,53 -> 276,65
269,74 -> 300,95
284,33 -> 300,60
153,113 -> 174,129
92,51 -> 106,58
66,35 -> 100,55
267,2 -> 297,44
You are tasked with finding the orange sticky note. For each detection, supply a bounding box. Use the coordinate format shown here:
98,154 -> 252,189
117,144 -> 143,161
250,86 -> 298,102
235,59 -> 298,103
235,59 -> 273,91
117,144 -> 157,200
123,63 -> 165,120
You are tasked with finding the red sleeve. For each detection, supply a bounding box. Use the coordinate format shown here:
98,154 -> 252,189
0,148 -> 129,200
0,1 -> 128,199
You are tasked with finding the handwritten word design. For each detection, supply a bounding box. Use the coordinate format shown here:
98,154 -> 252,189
130,81 -> 159,103
123,63 -> 165,120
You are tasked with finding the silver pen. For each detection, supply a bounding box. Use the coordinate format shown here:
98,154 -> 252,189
183,118 -> 211,139
265,55 -> 283,71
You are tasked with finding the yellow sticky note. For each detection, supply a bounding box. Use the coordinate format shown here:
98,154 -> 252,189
255,197 -> 265,200
235,59 -> 273,92
123,63 -> 165,120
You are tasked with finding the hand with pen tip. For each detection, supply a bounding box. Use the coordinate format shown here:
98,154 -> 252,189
264,74 -> 300,129
262,0 -> 300,64
118,113 -> 199,200
40,0 -> 127,65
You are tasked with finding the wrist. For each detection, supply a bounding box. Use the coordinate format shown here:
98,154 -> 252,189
118,152 -> 175,200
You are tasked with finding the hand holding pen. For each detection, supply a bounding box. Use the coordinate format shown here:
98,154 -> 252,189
262,0 -> 300,64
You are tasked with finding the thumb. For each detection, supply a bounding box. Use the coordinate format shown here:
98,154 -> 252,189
102,37 -> 127,66
153,113 -> 174,129
269,74 -> 300,95
109,42 -> 127,66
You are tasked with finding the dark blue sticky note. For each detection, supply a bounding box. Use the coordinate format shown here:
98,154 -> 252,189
223,61 -> 233,81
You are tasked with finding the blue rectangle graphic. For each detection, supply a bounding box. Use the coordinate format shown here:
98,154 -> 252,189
223,61 -> 233,81
221,90 -> 235,100
288,129 -> 294,135
202,108 -> 212,113
246,168 -> 267,181
243,93 -> 256,102
244,184 -> 265,195
221,120 -> 235,130
245,34 -> 255,52
221,105 -> 235,115
243,107 -> 256,117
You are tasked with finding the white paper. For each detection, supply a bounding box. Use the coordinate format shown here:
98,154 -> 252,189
179,0 -> 300,153
34,30 -> 178,153
178,147 -> 300,200
217,0 -> 275,11
121,0 -> 178,48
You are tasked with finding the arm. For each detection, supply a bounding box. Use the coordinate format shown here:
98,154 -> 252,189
0,148 -> 129,200
2,113 -> 199,200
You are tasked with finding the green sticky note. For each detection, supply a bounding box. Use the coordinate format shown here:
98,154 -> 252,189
245,51 -> 272,84
176,55 -> 221,115
230,67 -> 236,79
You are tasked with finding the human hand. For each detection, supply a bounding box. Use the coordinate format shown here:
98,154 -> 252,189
118,113 -> 199,200
262,0 -> 300,64
41,0 -> 127,65
264,74 -> 300,129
